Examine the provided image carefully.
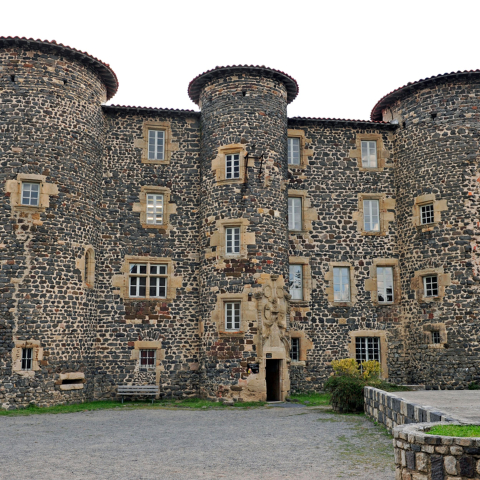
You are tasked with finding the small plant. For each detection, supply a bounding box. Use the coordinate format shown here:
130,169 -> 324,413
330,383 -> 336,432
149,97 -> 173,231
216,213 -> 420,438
467,381 -> 480,390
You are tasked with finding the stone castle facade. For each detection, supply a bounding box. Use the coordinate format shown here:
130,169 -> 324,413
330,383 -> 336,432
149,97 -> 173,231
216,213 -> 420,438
1,36 -> 479,408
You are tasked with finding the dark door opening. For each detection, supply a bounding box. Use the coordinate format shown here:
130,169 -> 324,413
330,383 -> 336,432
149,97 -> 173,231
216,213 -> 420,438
266,359 -> 281,401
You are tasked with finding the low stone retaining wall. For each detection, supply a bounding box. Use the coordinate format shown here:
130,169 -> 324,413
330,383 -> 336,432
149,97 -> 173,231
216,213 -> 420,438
394,423 -> 480,480
364,387 -> 458,432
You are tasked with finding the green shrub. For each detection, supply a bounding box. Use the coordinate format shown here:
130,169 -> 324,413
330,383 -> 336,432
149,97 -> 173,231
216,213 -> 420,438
467,381 -> 480,390
324,374 -> 365,413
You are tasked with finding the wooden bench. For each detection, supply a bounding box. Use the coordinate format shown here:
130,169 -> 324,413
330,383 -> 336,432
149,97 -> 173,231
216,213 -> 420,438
117,385 -> 159,404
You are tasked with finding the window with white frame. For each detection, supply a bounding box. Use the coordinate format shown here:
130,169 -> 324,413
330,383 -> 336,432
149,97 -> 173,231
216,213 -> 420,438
288,197 -> 302,231
146,194 -> 164,225
21,348 -> 33,370
423,275 -> 438,297
431,331 -> 441,344
288,137 -> 300,165
225,227 -> 240,255
129,262 -> 167,299
420,203 -> 434,224
290,337 -> 300,361
148,129 -> 165,161
21,182 -> 40,206
289,264 -> 303,300
139,349 -> 156,369
377,266 -> 394,303
225,153 -> 240,179
363,199 -> 380,232
333,267 -> 350,302
225,302 -> 241,331
361,140 -> 377,168
355,337 -> 380,363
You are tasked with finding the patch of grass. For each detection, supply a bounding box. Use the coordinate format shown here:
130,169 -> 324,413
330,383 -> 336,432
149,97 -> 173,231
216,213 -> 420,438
288,392 -> 330,406
428,425 -> 480,437
156,397 -> 266,409
0,400 -> 127,416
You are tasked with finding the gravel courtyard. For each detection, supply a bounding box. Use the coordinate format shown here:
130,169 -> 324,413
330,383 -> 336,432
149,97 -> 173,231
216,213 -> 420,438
0,405 -> 394,480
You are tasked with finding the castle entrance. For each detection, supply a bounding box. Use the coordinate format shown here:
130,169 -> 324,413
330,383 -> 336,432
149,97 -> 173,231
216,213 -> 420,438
265,359 -> 281,401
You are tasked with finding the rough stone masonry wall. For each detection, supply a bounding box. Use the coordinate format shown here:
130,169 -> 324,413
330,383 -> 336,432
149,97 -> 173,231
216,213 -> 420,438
386,78 -> 480,388
198,72 -> 289,399
97,108 -> 202,399
286,120 -> 403,392
394,423 -> 480,480
364,387 -> 458,433
0,45 -> 107,408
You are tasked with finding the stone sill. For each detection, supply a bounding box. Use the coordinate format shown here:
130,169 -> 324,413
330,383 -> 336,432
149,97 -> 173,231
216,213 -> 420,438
59,384 -> 84,391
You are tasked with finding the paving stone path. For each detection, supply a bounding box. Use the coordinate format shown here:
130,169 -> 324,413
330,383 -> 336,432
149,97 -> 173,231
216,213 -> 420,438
0,405 -> 394,479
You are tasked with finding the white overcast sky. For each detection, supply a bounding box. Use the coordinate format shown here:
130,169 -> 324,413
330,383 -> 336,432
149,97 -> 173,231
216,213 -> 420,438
2,0 -> 480,121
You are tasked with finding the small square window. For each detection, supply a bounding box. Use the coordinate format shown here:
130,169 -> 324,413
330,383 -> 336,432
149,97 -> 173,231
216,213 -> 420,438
146,194 -> 164,225
423,275 -> 438,297
420,204 -> 434,224
225,302 -> 241,331
129,262 -> 167,299
225,227 -> 240,255
333,267 -> 350,302
361,141 -> 377,168
431,331 -> 441,344
288,197 -> 302,231
148,129 -> 165,161
225,154 -> 240,179
355,337 -> 380,363
22,348 -> 33,370
290,337 -> 300,361
377,266 -> 394,303
289,264 -> 303,300
288,137 -> 300,165
363,199 -> 380,232
139,349 -> 156,369
21,182 -> 40,206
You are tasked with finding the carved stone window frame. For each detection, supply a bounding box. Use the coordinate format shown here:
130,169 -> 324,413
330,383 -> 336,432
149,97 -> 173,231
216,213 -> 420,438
349,133 -> 389,172
288,256 -> 312,304
411,267 -> 451,303
208,217 -> 255,262
211,144 -> 250,185
364,258 -> 401,306
130,340 -> 165,385
113,255 -> 181,301
211,291 -> 257,336
137,121 -> 177,165
132,185 -> 176,230
12,339 -> 43,377
288,189 -> 315,234
76,245 -> 95,289
348,330 -> 388,378
353,193 -> 395,236
289,330 -> 313,365
412,194 -> 447,231
423,323 -> 448,349
324,262 -> 357,307
287,129 -> 312,170
5,173 -> 58,213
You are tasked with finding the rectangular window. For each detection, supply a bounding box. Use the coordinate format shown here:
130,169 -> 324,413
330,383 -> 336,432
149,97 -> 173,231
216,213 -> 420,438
146,194 -> 164,225
364,199 -> 380,232
355,337 -> 380,363
225,302 -> 241,331
377,266 -> 394,303
420,204 -> 434,224
361,141 -> 377,168
289,264 -> 303,300
148,129 -> 165,160
288,197 -> 302,231
423,275 -> 438,297
21,182 -> 40,206
333,267 -> 350,302
21,348 -> 33,370
288,137 -> 300,165
225,227 -> 240,255
290,337 -> 300,362
431,331 -> 441,344
129,263 -> 167,298
225,153 -> 240,179
139,349 -> 156,369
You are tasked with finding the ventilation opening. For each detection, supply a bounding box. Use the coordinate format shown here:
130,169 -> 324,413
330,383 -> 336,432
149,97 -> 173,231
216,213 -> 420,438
402,121 -> 407,129
430,112 -> 437,120
10,75 -> 15,82
242,90 -> 247,97
62,378 -> 83,385
63,79 -> 68,85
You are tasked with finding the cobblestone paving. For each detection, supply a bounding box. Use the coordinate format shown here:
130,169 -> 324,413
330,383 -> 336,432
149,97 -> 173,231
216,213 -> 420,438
0,405 -> 394,480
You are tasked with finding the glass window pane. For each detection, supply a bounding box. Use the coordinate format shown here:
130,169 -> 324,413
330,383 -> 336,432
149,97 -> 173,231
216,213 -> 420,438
289,264 -> 303,300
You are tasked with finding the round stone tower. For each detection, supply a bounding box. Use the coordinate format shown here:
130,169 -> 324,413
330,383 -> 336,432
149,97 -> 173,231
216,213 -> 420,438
0,37 -> 117,407
372,72 -> 480,388
188,66 -> 298,400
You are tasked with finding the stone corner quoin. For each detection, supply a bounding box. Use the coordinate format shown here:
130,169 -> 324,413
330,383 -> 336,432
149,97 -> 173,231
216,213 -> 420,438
0,37 -> 479,408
